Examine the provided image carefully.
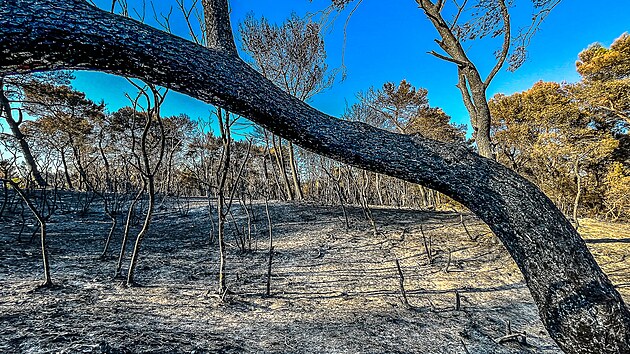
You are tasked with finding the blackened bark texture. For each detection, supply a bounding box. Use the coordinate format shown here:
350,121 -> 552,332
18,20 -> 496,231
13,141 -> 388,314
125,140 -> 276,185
60,150 -> 73,189
4,179 -> 52,286
126,178 -> 155,286
1,1 -> 629,353
202,0 -> 237,55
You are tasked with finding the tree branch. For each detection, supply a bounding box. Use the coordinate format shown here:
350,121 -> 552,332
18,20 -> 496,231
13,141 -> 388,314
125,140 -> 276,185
428,50 -> 467,67
449,0 -> 469,31
417,0 -> 472,69
483,0 -> 510,88
456,68 -> 477,126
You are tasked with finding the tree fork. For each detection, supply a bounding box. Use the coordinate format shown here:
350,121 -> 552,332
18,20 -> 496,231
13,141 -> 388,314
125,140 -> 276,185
3,179 -> 52,287
1,1 -> 629,352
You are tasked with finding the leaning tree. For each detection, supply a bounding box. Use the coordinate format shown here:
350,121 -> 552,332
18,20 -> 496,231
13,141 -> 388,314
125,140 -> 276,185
1,0 -> 629,353
331,0 -> 562,159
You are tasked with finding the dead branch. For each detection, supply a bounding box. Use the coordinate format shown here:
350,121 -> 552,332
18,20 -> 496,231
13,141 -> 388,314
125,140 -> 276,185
395,258 -> 411,308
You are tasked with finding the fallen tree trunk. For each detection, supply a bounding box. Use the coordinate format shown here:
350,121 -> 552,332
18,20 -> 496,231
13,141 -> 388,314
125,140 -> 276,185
1,1 -> 628,352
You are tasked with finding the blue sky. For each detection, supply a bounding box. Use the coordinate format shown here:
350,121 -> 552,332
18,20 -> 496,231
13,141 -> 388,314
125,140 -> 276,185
74,0 -> 630,133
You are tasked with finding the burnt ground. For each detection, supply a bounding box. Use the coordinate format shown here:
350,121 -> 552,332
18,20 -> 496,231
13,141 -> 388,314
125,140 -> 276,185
1,198 -> 629,353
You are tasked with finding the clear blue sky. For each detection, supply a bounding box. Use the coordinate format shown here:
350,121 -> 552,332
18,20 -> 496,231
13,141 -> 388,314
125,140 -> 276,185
74,0 -> 630,133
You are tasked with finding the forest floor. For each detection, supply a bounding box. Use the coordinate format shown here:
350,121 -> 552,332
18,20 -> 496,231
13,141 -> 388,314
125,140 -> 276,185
1,198 -> 630,354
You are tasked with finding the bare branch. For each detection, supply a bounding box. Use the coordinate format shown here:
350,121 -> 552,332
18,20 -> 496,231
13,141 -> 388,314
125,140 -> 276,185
338,0 -> 364,79
428,50 -> 467,67
449,0 -> 469,30
456,68 -> 477,124
483,0 -> 510,87
151,1 -> 173,32
176,0 -> 203,45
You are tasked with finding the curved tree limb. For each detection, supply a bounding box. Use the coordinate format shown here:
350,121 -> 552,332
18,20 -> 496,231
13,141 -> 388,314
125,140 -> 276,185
1,1 -> 629,352
483,0 -> 511,88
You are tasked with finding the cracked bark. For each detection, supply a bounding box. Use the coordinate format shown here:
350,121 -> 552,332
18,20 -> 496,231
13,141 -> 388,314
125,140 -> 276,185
1,1 -> 629,353
202,0 -> 237,55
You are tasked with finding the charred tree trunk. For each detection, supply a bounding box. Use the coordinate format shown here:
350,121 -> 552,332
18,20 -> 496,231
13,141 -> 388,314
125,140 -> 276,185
456,66 -> 495,159
215,108 -> 231,295
98,128 -> 113,192
126,176 -> 155,286
114,184 -> 145,278
375,173 -> 384,205
573,161 -> 582,230
261,130 -> 285,200
70,140 -> 89,191
100,210 -> 117,259
321,160 -> 350,230
273,135 -> 294,201
261,151 -> 274,296
2,2 -> 630,352
59,149 -> 73,190
125,84 -> 166,286
416,0 -> 509,160
217,187 -> 227,294
202,0 -> 237,55
264,193 -> 273,297
287,141 -> 303,200
5,180 -> 52,286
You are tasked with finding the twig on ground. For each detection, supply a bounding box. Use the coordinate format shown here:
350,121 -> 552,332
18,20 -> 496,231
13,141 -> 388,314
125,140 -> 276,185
496,332 -> 527,345
460,338 -> 471,354
455,290 -> 461,311
394,258 -> 411,308
421,224 -> 433,265
445,248 -> 452,272
495,319 -> 527,345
